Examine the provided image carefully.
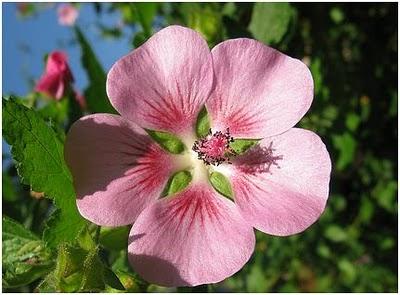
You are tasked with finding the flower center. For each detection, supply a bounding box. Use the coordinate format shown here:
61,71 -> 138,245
192,128 -> 235,166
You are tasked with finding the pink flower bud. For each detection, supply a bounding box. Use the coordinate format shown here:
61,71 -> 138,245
35,51 -> 74,100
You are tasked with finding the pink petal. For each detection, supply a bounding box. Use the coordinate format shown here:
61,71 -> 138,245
208,39 -> 313,138
35,73 -> 63,100
107,25 -> 213,135
35,51 -> 73,100
65,114 -> 177,226
128,184 -> 255,287
231,128 -> 331,236
46,51 -> 68,73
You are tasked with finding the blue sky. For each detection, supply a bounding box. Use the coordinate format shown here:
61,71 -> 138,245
3,3 -> 134,96
2,3 -> 138,167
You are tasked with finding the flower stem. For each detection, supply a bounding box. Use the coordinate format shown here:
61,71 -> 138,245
94,225 -> 101,243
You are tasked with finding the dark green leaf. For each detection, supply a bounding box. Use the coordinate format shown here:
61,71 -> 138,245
2,98 -> 86,247
2,216 -> 53,288
2,172 -> 18,202
79,248 -> 105,292
99,226 -> 130,251
146,129 -> 186,154
248,3 -> 294,45
75,27 -> 116,114
134,3 -> 158,37
133,31 -> 148,48
104,267 -> 125,291
162,170 -> 192,196
209,171 -> 234,199
230,138 -> 260,155
196,106 -> 211,138
332,132 -> 357,171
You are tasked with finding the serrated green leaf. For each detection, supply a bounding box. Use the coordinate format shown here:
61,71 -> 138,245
162,170 -> 192,197
209,171 -> 234,199
2,98 -> 86,247
75,27 -> 116,114
248,3 -> 294,45
56,244 -> 87,279
146,129 -> 186,154
2,216 -> 53,288
230,138 -> 260,155
196,106 -> 211,138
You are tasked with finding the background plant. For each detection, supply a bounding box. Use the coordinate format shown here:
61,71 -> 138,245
2,2 -> 397,292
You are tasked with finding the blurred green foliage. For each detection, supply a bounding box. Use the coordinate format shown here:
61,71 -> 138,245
2,2 -> 397,293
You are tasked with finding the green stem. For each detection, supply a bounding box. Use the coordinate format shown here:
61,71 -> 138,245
94,225 -> 101,244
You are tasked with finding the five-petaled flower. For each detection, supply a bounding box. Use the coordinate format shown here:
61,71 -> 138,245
65,26 -> 331,287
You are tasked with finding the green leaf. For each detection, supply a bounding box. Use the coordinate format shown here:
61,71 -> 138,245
146,129 -> 186,154
2,172 -> 18,202
230,138 -> 260,155
114,270 -> 149,292
196,106 -> 211,138
330,7 -> 345,24
345,113 -> 361,132
134,3 -> 158,37
2,216 -> 53,288
75,27 -> 116,114
37,98 -> 69,127
2,98 -> 86,247
209,171 -> 234,199
162,170 -> 192,196
99,226 -> 130,251
248,3 -> 294,45
180,3 -> 222,45
104,268 -> 125,291
79,248 -> 105,292
324,225 -> 347,243
332,132 -> 357,171
133,31 -> 148,48
76,226 -> 96,252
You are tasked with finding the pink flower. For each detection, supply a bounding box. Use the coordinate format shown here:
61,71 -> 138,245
65,26 -> 331,287
57,3 -> 78,26
35,51 -> 74,100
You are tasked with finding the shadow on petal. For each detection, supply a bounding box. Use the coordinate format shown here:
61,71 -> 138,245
128,254 -> 191,287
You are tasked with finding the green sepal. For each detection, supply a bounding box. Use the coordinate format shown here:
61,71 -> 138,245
146,129 -> 186,154
162,170 -> 193,197
196,105 -> 211,138
209,171 -> 234,200
230,138 -> 261,155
